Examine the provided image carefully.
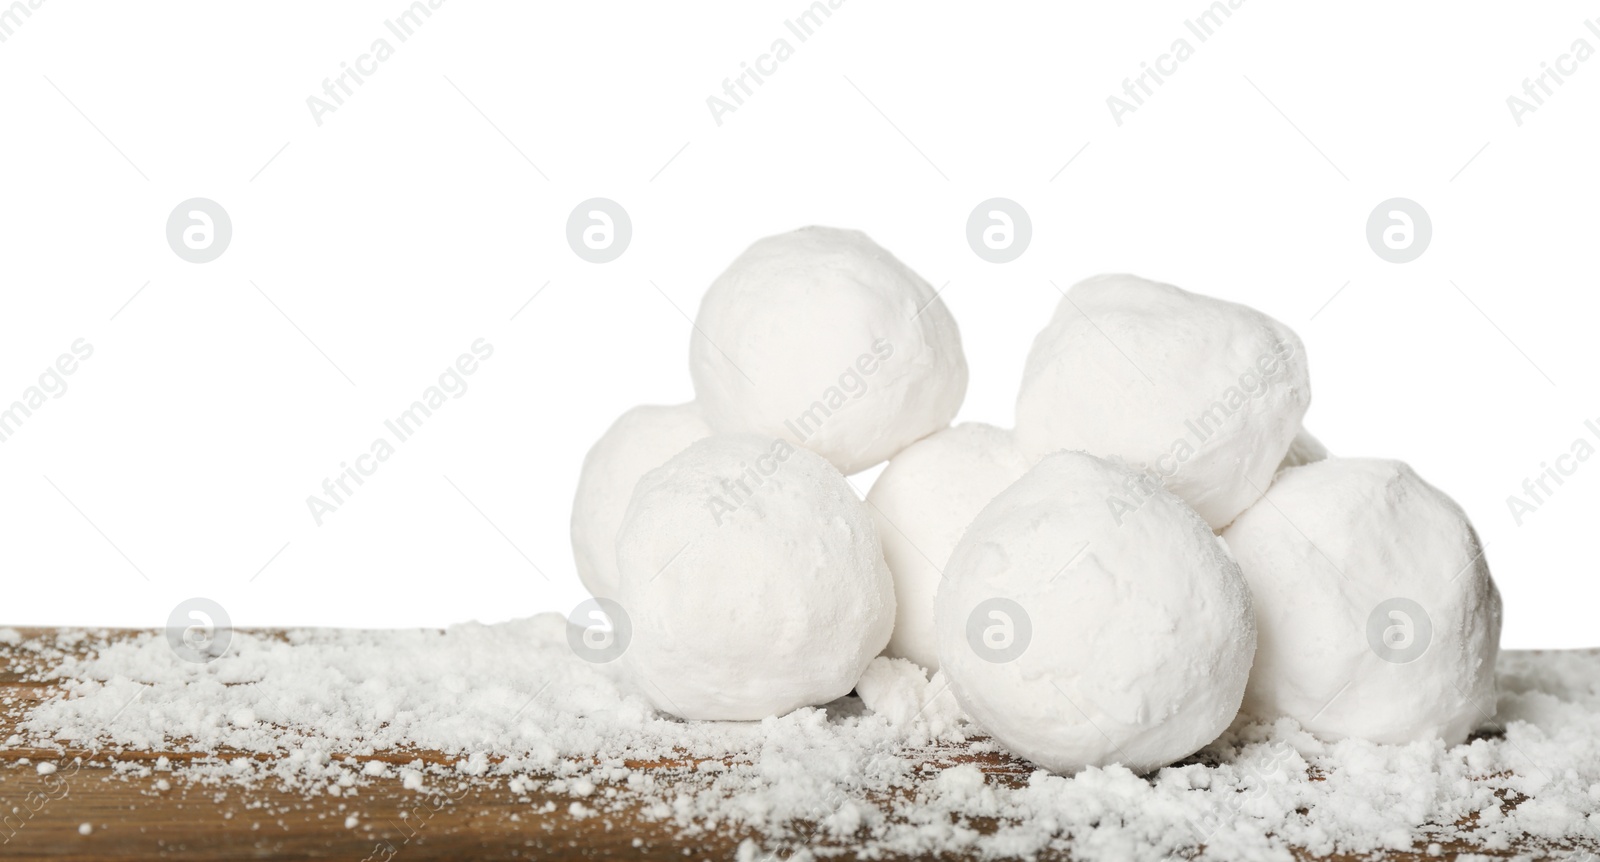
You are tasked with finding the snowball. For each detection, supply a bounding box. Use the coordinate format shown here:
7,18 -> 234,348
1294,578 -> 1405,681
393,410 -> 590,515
617,434 -> 895,720
689,227 -> 967,475
934,451 -> 1256,774
571,402 -> 710,599
1222,458 -> 1502,745
1277,427 -> 1329,471
865,423 -> 1030,671
1014,274 -> 1310,529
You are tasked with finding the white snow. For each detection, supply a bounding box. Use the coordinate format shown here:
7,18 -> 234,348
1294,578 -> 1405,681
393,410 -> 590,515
616,434 -> 894,720
865,423 -> 1030,672
1225,458 -> 1502,744
690,226 -> 967,475
934,451 -> 1256,775
1014,273 -> 1310,529
571,401 -> 710,600
9,621 -> 1593,859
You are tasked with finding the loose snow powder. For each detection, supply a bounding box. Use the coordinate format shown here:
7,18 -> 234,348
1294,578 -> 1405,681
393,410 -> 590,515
5,619 -> 1598,860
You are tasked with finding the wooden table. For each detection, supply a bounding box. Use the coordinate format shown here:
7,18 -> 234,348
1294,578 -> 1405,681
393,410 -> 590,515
1,629 -> 1593,861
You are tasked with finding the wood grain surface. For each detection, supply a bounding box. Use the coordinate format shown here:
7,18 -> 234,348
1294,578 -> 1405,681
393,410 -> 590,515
0,629 -> 1590,861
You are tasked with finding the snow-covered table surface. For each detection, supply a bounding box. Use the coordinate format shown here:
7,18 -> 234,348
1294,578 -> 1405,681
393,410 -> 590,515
2,621 -> 1596,861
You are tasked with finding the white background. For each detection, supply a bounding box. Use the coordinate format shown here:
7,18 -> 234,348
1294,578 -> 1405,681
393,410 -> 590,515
1,0 -> 1595,648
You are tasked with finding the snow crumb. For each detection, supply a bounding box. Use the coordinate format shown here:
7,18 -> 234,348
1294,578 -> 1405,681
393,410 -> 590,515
6,619 -> 1598,860
36,761 -> 56,775
854,656 -> 966,743
344,814 -> 359,829
458,751 -> 489,776
77,822 -> 92,836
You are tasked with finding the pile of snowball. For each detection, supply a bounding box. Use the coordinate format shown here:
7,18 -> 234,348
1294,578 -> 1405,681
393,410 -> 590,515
571,226 -> 1502,775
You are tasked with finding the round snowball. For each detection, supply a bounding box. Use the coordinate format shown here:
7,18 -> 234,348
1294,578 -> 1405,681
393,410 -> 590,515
866,423 -> 1030,672
617,433 -> 895,720
690,227 -> 967,475
934,451 -> 1256,774
1222,458 -> 1502,745
1015,274 -> 1310,529
571,403 -> 710,599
